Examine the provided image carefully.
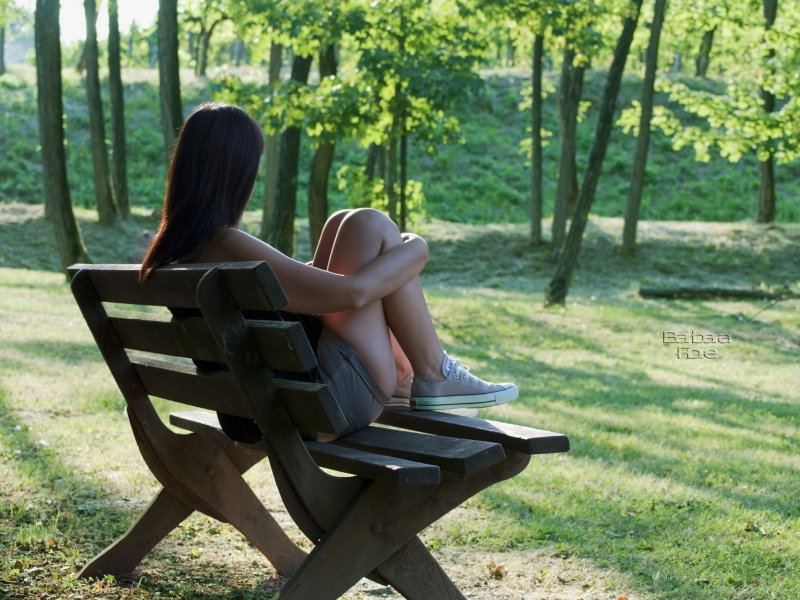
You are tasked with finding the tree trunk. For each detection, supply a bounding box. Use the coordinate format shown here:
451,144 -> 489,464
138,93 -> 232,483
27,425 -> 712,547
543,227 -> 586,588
307,44 -> 338,253
158,0 -> 183,162
365,143 -> 381,179
84,0 -> 118,225
196,30 -> 210,76
35,0 -> 91,271
196,19 -> 225,77
0,26 -> 6,75
622,0 -> 667,254
530,33 -> 544,246
545,0 -> 643,306
386,113 -> 399,223
757,0 -> 777,223
553,47 -> 584,248
670,52 -> 682,74
260,41 -> 283,241
399,113 -> 407,233
270,53 -> 312,256
108,0 -> 129,218
694,26 -> 715,78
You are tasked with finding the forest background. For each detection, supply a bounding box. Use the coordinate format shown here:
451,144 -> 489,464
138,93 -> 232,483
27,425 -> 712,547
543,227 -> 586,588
1,1 -> 800,600
2,0 -> 799,300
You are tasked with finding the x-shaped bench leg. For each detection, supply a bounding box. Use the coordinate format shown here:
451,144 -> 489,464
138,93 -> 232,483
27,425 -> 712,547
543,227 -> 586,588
275,452 -> 529,600
372,536 -> 466,600
79,436 -> 306,579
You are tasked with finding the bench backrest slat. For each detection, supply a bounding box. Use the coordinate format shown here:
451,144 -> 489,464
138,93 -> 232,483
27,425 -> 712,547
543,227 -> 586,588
109,312 -> 318,372
70,262 -> 288,312
131,356 -> 257,419
72,261 -> 348,437
110,313 -> 226,363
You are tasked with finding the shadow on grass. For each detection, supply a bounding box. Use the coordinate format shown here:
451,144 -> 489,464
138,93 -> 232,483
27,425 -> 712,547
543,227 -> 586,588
463,356 -> 800,596
0,386 -> 279,600
423,221 -> 800,292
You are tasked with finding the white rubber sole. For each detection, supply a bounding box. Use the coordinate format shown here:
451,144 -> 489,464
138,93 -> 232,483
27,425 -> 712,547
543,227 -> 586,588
411,385 -> 518,411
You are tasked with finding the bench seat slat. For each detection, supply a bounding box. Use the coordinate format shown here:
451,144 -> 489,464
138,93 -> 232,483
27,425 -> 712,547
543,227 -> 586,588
305,442 -> 441,485
376,411 -> 570,455
331,427 -> 506,475
168,411 -> 440,485
169,410 -> 233,444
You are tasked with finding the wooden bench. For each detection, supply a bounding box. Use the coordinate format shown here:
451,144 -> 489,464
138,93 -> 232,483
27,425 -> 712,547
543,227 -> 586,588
69,261 -> 569,600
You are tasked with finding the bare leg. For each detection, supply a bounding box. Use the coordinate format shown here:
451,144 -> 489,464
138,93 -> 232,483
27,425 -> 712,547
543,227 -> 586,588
311,209 -> 443,395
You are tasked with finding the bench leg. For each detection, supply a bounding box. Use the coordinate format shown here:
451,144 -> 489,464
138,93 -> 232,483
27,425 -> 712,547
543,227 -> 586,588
79,439 -> 307,579
275,452 -> 530,600
78,487 -> 192,579
372,536 -> 466,600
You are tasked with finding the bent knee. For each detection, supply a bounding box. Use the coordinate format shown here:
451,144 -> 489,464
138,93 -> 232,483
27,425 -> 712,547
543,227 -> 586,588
342,208 -> 399,238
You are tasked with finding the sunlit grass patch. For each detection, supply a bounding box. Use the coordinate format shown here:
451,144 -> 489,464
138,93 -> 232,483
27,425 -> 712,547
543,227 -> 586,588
1,218 -> 800,599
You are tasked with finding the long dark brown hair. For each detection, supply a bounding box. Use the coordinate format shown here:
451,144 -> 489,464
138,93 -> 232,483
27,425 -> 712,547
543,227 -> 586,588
139,102 -> 264,281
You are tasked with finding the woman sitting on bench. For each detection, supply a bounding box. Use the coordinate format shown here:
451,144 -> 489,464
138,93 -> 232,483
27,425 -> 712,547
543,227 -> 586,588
139,102 -> 516,437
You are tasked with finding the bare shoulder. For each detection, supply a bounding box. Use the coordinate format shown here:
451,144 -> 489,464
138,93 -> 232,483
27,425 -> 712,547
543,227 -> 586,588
193,227 -> 276,263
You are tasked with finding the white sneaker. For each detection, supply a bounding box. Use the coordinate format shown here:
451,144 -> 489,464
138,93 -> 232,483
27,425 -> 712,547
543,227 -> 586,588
410,353 -> 518,411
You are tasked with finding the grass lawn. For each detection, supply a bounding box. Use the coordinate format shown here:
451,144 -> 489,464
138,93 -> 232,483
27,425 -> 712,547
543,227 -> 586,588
1,205 -> 800,599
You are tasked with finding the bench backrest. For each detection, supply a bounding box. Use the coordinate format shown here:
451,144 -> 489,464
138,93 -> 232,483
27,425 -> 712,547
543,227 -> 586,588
69,262 -> 348,436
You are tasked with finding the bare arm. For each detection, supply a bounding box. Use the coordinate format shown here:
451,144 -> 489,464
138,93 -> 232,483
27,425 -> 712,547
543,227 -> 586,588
196,228 -> 428,314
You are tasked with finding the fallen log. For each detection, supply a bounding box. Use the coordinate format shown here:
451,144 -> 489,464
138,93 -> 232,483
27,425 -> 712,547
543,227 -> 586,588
638,286 -> 797,300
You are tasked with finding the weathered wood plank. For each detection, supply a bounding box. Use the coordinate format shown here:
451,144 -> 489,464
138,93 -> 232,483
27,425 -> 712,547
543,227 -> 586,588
170,411 -> 437,485
248,320 -> 317,372
69,262 -> 289,312
130,355 -> 256,419
275,379 -> 347,435
71,263 -> 209,309
219,262 -> 288,312
170,410 -> 233,443
332,427 -> 505,475
377,411 -> 570,455
304,442 -> 440,485
110,312 -> 225,362
135,357 -> 344,434
109,310 -> 317,372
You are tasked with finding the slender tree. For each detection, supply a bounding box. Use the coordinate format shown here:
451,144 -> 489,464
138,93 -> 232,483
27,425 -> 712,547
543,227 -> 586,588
694,26 -> 715,78
270,54 -> 313,256
757,0 -> 777,223
83,0 -> 118,224
260,41 -> 283,241
307,44 -> 338,252
530,32 -> 544,245
184,0 -> 228,77
552,46 -> 584,249
107,0 -> 129,217
546,0 -> 644,305
158,0 -> 183,161
35,0 -> 90,271
0,23 -> 5,75
622,0 -> 668,253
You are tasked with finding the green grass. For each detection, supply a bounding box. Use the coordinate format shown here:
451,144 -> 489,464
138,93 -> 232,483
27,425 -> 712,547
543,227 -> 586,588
1,206 -> 800,599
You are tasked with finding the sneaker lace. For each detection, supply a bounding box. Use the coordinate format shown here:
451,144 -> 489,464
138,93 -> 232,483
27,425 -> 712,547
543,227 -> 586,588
451,359 -> 482,384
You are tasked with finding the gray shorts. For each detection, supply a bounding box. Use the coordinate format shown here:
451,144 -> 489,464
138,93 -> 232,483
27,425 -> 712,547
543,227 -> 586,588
312,328 -> 391,440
